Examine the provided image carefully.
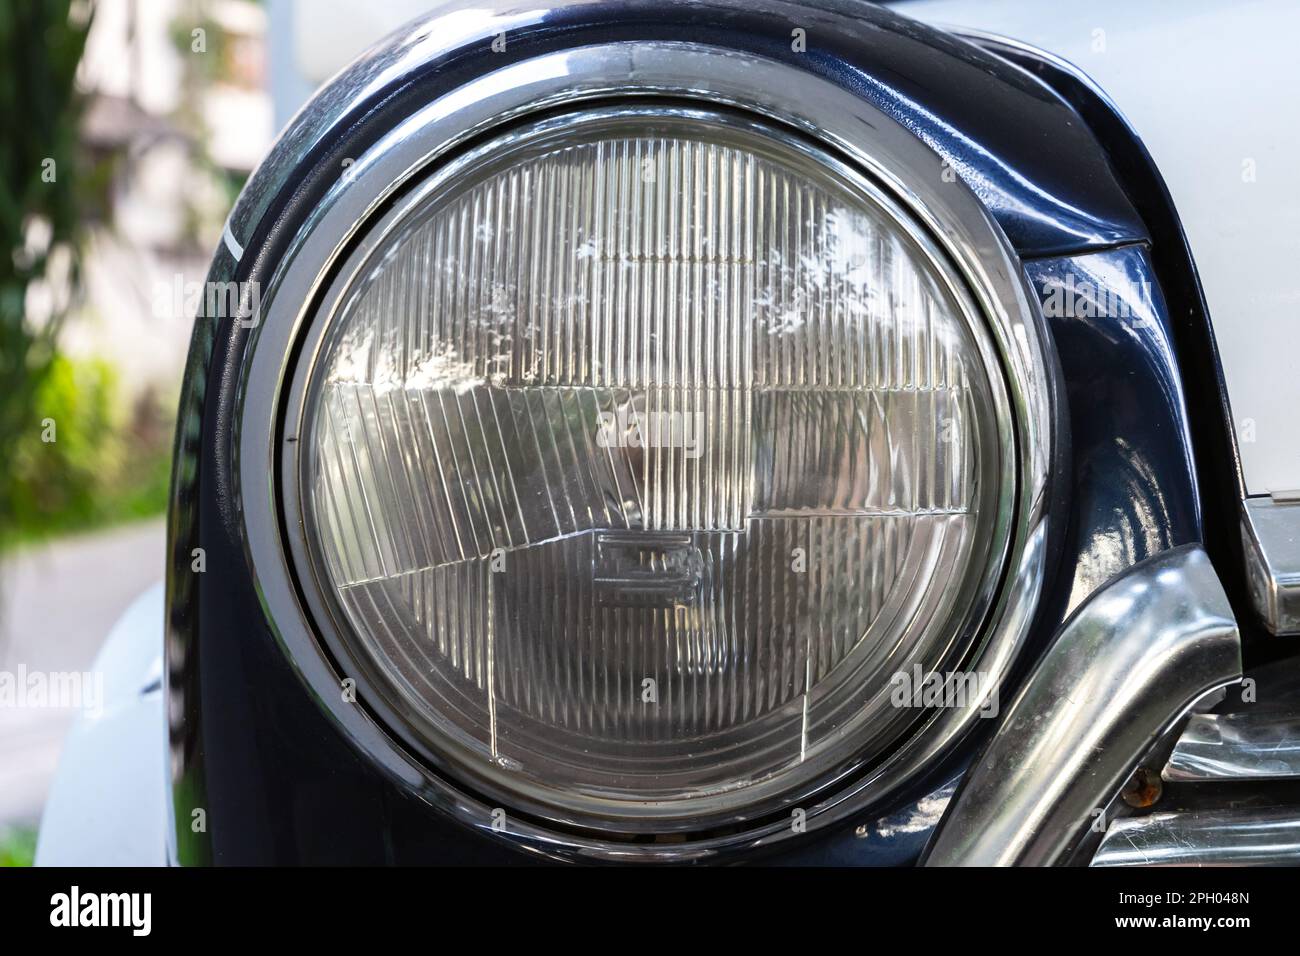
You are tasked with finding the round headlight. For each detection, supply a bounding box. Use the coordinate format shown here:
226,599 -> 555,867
288,106 -> 1013,831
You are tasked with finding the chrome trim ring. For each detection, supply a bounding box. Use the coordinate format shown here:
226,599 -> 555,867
235,41 -> 1055,860
280,103 -> 1017,833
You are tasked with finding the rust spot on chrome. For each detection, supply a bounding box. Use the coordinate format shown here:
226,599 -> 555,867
1121,767 -> 1163,809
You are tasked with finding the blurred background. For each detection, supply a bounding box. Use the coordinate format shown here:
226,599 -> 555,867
0,0 -> 430,865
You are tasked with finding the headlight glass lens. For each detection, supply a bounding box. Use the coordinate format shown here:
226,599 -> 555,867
296,110 -> 1009,827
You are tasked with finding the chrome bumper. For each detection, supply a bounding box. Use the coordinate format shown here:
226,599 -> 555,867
1090,654 -> 1300,866
1091,808 -> 1300,867
924,545 -> 1243,866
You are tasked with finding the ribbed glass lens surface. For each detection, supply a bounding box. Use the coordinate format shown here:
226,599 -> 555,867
298,112 -> 1008,826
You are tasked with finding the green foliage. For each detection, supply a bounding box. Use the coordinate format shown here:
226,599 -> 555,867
5,354 -> 119,529
0,826 -> 37,867
0,0 -> 93,541
0,353 -> 172,550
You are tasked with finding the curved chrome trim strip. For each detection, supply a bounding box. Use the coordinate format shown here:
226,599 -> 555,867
221,218 -> 245,262
235,40 -> 1056,860
1091,808 -> 1300,867
923,545 -> 1241,867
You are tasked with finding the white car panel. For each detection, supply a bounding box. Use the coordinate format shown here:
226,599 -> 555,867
35,583 -> 168,867
902,0 -> 1300,496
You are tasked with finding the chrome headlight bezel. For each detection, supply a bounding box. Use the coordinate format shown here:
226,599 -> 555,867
284,102 -> 1016,832
236,42 -> 1054,860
